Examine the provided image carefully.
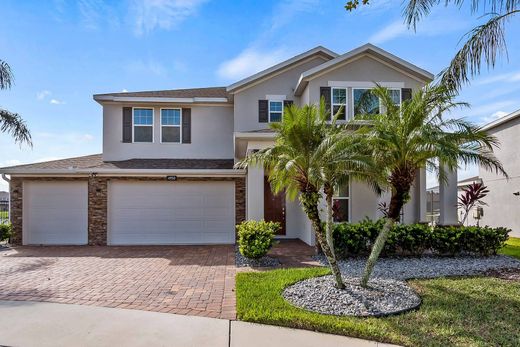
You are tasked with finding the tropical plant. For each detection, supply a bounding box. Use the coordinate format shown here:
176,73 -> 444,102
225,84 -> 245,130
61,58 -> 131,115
236,220 -> 278,259
356,84 -> 507,287
236,101 -> 379,289
1,59 -> 31,145
345,0 -> 519,91
457,182 -> 489,225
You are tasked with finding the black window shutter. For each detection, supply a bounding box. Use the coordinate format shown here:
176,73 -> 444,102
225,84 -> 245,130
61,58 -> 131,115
283,100 -> 293,110
182,108 -> 191,143
401,88 -> 412,102
320,87 -> 331,119
259,100 -> 268,123
122,107 -> 132,143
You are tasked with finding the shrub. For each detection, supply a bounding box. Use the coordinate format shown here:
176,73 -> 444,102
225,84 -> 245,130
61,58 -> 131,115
384,223 -> 432,256
432,225 -> 510,256
333,219 -> 510,258
237,220 -> 279,259
0,223 -> 12,242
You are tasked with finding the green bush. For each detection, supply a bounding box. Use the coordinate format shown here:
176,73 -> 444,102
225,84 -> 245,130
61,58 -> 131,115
333,219 -> 510,258
237,220 -> 279,259
0,223 -> 12,242
432,225 -> 510,256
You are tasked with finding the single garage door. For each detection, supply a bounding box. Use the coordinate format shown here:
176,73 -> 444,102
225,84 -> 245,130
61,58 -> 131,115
108,181 -> 235,245
23,181 -> 88,245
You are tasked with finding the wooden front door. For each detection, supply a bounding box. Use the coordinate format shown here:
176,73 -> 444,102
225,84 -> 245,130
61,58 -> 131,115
264,177 -> 286,235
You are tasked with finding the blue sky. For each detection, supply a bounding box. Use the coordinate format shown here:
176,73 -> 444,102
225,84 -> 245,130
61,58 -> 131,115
1,0 -> 520,191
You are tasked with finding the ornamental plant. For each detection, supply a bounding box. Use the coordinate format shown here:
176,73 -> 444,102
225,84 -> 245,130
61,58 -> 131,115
236,220 -> 278,259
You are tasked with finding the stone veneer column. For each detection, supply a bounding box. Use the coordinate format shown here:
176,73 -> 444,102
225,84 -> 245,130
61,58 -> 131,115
88,176 -> 108,245
235,177 -> 246,226
9,177 -> 23,245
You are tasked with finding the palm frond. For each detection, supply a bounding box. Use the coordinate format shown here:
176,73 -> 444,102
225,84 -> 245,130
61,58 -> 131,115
439,10 -> 518,90
0,60 -> 14,90
0,108 -> 32,146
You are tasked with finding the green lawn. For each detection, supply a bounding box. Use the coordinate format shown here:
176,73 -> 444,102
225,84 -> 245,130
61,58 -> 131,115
0,211 -> 8,221
236,268 -> 520,347
499,237 -> 520,259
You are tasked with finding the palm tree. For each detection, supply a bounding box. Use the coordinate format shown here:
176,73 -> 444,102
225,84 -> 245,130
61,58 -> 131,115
236,102 -> 377,289
1,59 -> 32,145
357,84 -> 507,287
345,0 -> 519,91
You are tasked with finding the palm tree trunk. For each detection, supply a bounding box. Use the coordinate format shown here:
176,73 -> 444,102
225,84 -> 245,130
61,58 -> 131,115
360,188 -> 407,287
324,184 -> 336,259
300,190 -> 345,289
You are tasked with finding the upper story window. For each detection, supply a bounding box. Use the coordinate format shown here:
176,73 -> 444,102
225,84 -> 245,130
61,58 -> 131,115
331,88 -> 347,120
353,89 -> 380,115
161,108 -> 181,143
269,101 -> 283,122
353,88 -> 402,116
333,179 -> 350,223
133,108 -> 154,143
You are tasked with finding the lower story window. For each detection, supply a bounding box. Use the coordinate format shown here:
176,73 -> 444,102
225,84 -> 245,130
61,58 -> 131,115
332,181 -> 350,222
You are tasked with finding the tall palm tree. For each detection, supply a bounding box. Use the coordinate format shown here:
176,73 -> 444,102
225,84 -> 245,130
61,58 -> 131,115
357,84 -> 507,287
345,0 -> 519,91
1,59 -> 32,145
236,102 -> 377,288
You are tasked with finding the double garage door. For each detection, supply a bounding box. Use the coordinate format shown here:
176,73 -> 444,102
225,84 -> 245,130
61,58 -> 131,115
22,181 -> 235,245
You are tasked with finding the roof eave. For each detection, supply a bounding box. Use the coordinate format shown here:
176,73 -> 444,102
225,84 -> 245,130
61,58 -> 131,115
2,168 -> 246,176
93,95 -> 230,104
226,46 -> 338,93
293,43 -> 434,96
481,109 -> 520,131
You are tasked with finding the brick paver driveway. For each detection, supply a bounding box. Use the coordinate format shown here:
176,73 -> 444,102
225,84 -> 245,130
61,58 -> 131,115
0,245 -> 236,319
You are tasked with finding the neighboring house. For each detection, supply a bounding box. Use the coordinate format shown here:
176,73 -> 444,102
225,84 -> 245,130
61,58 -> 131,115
478,109 -> 520,237
0,44 -> 438,246
0,191 -> 8,202
427,176 -> 482,225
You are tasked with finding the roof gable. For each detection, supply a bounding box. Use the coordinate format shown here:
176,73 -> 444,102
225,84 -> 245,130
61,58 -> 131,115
294,43 -> 434,95
226,46 -> 338,93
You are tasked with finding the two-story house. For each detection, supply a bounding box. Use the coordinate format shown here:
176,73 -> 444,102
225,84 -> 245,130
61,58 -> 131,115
0,44 -> 439,246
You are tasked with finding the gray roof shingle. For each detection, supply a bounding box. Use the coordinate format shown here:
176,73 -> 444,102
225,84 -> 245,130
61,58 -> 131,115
94,87 -> 230,100
0,154 -> 236,172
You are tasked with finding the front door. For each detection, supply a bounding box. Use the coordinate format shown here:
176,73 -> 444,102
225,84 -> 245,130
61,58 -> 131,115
264,177 -> 286,235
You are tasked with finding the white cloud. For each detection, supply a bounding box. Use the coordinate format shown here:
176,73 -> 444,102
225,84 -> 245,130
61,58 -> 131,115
121,89 -> 128,92
36,132 -> 94,144
50,99 -> 66,105
217,48 -> 290,81
268,0 -> 320,33
36,90 -> 51,100
369,15 -> 469,44
474,71 -> 520,86
125,60 -> 168,76
480,110 -> 509,125
369,20 -> 408,45
131,0 -> 208,36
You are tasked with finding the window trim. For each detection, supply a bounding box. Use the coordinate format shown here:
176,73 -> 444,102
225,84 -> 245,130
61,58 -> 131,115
268,100 -> 283,123
331,87 -> 347,121
132,107 -> 154,143
351,88 -> 402,116
159,108 -> 182,144
332,179 -> 351,223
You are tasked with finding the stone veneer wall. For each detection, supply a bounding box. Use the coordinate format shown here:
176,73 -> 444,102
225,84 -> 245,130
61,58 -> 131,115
8,175 -> 246,246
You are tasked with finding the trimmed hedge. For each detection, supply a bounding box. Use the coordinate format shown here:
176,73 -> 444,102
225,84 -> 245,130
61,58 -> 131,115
333,219 -> 510,258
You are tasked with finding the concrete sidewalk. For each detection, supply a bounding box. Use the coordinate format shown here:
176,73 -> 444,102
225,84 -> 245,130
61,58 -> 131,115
0,301 -> 397,347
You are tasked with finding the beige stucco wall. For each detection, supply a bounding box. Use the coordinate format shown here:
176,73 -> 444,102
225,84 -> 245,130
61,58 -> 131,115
479,118 -> 520,237
102,104 -> 234,161
233,56 -> 329,132
305,56 -> 424,117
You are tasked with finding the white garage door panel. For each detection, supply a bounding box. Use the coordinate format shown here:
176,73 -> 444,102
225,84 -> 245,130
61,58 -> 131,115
109,181 -> 235,245
23,181 -> 88,245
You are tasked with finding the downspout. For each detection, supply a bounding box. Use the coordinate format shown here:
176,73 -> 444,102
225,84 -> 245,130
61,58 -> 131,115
1,173 -> 10,184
